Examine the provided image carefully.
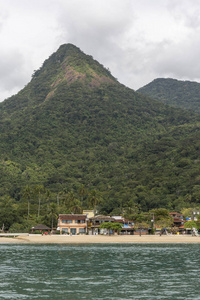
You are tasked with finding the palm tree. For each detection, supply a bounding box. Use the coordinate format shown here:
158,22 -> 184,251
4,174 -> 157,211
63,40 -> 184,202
33,185 -> 46,218
47,203 -> 58,231
56,191 -> 63,206
78,184 -> 88,205
70,199 -> 82,214
21,185 -> 31,219
88,189 -> 101,215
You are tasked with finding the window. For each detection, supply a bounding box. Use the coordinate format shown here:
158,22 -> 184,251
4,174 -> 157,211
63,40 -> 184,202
79,228 -> 86,234
62,220 -> 72,223
62,228 -> 68,233
75,220 -> 85,223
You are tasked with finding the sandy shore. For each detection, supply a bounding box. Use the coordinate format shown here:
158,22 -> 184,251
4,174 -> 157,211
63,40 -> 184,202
0,234 -> 200,244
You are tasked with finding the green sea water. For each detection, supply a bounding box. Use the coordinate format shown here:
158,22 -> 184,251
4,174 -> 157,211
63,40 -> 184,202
0,243 -> 200,299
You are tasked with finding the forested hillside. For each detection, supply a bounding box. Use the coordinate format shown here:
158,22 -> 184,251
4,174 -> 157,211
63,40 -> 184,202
1,44 -> 200,231
137,78 -> 200,112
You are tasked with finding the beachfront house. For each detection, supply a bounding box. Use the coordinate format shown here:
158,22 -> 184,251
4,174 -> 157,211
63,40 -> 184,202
169,212 -> 184,228
57,214 -> 87,235
87,215 -> 115,235
113,217 -> 135,235
87,215 -> 135,235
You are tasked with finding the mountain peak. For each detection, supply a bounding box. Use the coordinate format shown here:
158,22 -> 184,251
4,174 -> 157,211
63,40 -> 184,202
32,44 -> 117,97
0,44 -> 118,115
50,43 -> 84,63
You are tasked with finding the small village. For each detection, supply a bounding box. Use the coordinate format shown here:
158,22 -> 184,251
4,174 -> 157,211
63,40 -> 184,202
30,210 -> 199,236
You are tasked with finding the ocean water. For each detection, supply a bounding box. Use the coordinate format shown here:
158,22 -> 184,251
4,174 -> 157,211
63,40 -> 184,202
0,243 -> 200,299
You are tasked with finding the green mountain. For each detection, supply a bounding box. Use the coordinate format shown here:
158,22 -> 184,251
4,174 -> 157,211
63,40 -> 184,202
1,44 -> 200,230
137,78 -> 200,113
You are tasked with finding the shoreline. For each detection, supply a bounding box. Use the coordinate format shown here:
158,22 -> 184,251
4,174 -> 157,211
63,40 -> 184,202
0,234 -> 200,244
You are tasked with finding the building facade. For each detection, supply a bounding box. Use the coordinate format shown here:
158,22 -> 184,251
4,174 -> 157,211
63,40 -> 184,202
169,212 -> 184,228
87,215 -> 116,235
57,214 -> 87,235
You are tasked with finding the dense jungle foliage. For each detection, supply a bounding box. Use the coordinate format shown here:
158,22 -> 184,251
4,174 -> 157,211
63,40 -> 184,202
1,44 -> 200,231
137,78 -> 200,113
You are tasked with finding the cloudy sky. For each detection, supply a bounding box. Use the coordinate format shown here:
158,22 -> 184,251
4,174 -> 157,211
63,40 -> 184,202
0,0 -> 200,102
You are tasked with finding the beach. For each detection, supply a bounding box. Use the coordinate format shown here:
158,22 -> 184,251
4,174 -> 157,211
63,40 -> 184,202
0,234 -> 200,244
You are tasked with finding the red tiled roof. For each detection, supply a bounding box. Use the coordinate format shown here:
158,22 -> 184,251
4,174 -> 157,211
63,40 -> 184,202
170,212 -> 183,217
59,214 -> 87,220
179,225 -> 185,229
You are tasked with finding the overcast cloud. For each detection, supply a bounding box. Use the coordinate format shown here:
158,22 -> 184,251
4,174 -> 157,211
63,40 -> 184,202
0,0 -> 200,102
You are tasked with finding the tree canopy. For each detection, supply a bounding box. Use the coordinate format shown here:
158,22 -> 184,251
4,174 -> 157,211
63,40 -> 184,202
1,44 -> 200,230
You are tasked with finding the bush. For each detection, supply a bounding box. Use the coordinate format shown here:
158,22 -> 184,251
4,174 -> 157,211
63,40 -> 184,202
8,223 -> 28,233
32,230 -> 42,234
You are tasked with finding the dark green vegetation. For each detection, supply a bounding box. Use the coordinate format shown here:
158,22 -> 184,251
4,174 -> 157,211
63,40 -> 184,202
137,78 -> 200,113
1,44 -> 200,230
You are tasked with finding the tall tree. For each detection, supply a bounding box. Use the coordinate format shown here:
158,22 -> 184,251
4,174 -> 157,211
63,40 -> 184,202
46,203 -> 58,230
21,185 -> 31,219
88,189 -> 102,214
33,185 -> 46,218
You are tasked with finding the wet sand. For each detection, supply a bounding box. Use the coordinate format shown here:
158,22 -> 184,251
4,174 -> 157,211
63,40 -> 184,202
0,234 -> 200,244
